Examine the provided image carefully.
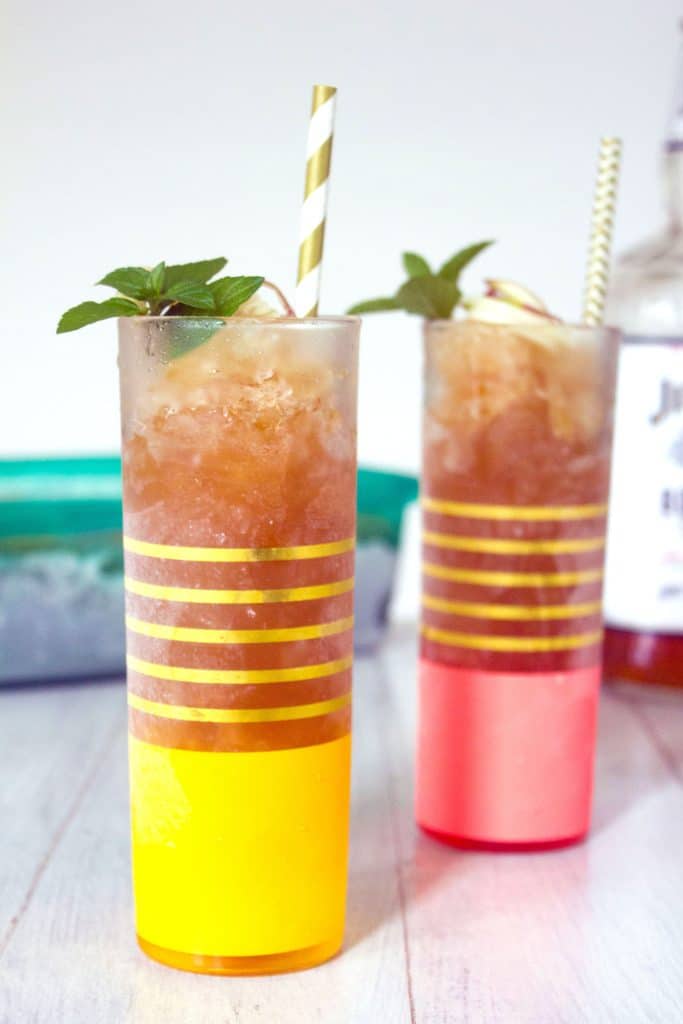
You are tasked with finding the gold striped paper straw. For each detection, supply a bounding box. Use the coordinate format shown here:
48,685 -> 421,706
296,84 -> 337,317
582,137 -> 622,326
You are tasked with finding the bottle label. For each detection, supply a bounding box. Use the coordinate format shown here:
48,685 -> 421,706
605,337 -> 683,633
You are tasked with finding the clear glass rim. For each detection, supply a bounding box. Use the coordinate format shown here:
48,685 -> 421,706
424,318 -> 621,335
120,315 -> 360,327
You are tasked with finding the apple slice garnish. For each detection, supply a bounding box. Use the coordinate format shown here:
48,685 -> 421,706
484,279 -> 549,312
462,279 -> 570,349
462,296 -> 558,324
464,279 -> 561,325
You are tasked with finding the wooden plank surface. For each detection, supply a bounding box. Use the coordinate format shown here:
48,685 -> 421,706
0,660 -> 411,1024
0,681 -> 125,954
381,637 -> 683,1024
2,630 -> 683,1023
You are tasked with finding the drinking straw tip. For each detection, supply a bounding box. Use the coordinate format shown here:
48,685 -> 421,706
312,84 -> 337,109
582,137 -> 622,327
296,86 -> 338,316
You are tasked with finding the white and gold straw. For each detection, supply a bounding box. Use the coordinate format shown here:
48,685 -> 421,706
582,136 -> 622,326
296,84 -> 337,317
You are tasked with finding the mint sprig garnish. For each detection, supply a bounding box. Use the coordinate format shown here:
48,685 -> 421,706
402,252 -> 431,278
163,258 -> 228,289
164,281 -> 216,311
57,298 -> 142,334
348,240 -> 493,319
57,257 -> 272,333
210,276 -> 268,316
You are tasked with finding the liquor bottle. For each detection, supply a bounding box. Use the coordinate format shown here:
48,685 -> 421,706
603,26 -> 683,686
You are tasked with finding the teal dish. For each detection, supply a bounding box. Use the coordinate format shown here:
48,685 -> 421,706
0,458 -> 417,681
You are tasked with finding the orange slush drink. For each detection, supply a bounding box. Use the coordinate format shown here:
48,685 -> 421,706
118,316 -> 360,974
422,320 -> 616,674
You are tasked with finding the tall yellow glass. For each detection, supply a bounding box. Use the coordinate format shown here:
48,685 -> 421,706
118,316 -> 359,974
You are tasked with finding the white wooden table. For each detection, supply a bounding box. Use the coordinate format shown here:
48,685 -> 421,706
2,627 -> 683,1023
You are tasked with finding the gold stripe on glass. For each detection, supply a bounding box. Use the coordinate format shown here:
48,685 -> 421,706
127,654 -> 353,685
123,535 -> 354,562
423,562 -> 604,587
422,595 -> 603,620
128,691 -> 351,724
423,531 -> 605,555
126,615 -> 354,644
421,625 -> 603,652
125,575 -> 354,604
422,497 -> 607,521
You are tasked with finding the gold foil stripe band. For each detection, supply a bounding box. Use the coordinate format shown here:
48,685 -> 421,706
297,221 -> 325,285
422,595 -> 603,621
304,140 -> 333,211
125,576 -> 355,604
423,562 -> 604,587
311,83 -> 337,112
421,625 -> 603,652
128,691 -> 351,724
126,615 -> 354,645
123,535 -> 355,562
422,531 -> 605,555
422,497 -> 608,521
127,653 -> 353,685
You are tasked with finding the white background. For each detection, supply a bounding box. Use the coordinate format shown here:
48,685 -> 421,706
2,0 -> 680,472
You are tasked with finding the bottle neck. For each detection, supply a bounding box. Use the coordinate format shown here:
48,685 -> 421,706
664,26 -> 683,231
663,148 -> 683,231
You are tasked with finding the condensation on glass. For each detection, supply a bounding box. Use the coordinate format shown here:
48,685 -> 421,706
118,316 -> 360,974
418,319 -> 619,849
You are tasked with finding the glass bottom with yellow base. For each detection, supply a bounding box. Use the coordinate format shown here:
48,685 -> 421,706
137,934 -> 343,976
130,734 -> 351,976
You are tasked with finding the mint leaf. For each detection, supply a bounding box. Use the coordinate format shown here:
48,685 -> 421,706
57,298 -> 140,333
346,297 -> 401,314
149,262 -> 166,295
58,258 -> 275,335
98,267 -> 152,300
164,281 -> 216,311
438,241 -> 493,283
348,240 -> 495,320
167,321 -> 223,360
395,277 -> 460,319
164,258 -> 227,289
210,276 -> 264,315
402,252 -> 431,278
